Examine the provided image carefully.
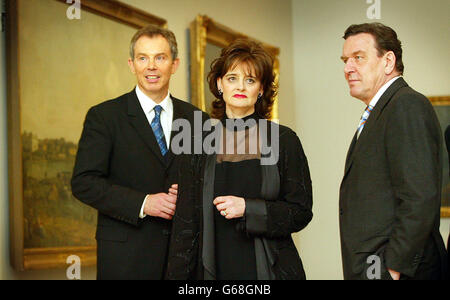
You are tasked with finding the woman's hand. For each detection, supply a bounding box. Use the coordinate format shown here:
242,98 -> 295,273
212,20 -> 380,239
213,196 -> 246,219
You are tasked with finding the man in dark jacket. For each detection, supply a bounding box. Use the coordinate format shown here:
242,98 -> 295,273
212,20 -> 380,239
339,23 -> 448,280
71,25 -> 204,279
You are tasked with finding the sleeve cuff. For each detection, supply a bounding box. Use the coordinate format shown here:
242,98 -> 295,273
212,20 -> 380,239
384,247 -> 421,278
244,198 -> 267,236
139,195 -> 148,219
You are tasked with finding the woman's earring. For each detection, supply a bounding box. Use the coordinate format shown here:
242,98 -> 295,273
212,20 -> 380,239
257,93 -> 262,99
219,89 -> 223,96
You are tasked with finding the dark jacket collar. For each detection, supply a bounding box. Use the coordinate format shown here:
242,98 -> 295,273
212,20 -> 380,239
343,77 -> 408,177
126,89 -> 190,167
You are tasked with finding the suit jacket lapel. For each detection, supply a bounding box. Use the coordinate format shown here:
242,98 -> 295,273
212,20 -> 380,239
344,130 -> 358,175
126,90 -> 166,166
343,77 -> 408,178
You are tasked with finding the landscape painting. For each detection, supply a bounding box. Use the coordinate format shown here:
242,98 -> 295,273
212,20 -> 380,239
7,0 -> 166,270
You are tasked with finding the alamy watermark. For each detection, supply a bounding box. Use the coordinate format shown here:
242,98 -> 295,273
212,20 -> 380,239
170,112 -> 280,165
66,255 -> 81,280
366,254 -> 381,279
66,0 -> 81,20
366,0 -> 381,20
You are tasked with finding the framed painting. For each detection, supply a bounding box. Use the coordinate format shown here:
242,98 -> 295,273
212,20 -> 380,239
6,0 -> 167,270
189,15 -> 280,120
429,96 -> 450,217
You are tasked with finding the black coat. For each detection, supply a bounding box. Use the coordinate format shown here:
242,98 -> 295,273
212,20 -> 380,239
71,89 -> 205,279
166,121 -> 313,280
339,78 -> 448,280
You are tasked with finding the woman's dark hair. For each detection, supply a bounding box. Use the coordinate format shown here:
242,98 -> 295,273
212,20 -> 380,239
207,38 -> 277,119
343,22 -> 404,74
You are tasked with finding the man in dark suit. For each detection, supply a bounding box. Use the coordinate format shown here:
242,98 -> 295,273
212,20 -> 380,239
339,23 -> 448,280
71,25 -> 205,279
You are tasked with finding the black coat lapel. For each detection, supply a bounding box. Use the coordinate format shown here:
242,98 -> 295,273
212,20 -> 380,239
202,153 -> 217,279
343,77 -> 408,178
165,96 -> 188,168
126,90 -> 166,166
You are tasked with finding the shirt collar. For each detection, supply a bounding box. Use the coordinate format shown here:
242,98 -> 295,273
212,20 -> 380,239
135,85 -> 172,114
368,76 -> 401,108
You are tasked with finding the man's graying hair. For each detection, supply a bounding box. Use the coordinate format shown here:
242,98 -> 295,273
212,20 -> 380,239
129,24 -> 178,60
343,22 -> 404,75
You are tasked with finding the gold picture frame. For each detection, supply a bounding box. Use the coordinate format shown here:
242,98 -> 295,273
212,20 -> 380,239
429,96 -> 450,218
189,15 -> 280,120
6,0 -> 167,271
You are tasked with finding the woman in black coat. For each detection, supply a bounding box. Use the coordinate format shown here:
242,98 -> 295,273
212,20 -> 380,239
166,39 -> 313,280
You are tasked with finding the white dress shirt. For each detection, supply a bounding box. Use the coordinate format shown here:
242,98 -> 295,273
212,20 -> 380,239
135,85 -> 173,148
135,86 -> 174,218
357,76 -> 401,138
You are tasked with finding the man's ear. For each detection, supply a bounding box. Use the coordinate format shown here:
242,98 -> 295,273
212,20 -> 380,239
171,58 -> 180,74
128,58 -> 136,74
384,51 -> 396,75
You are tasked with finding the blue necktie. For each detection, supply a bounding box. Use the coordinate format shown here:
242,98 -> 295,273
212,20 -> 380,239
357,105 -> 373,138
151,105 -> 168,156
